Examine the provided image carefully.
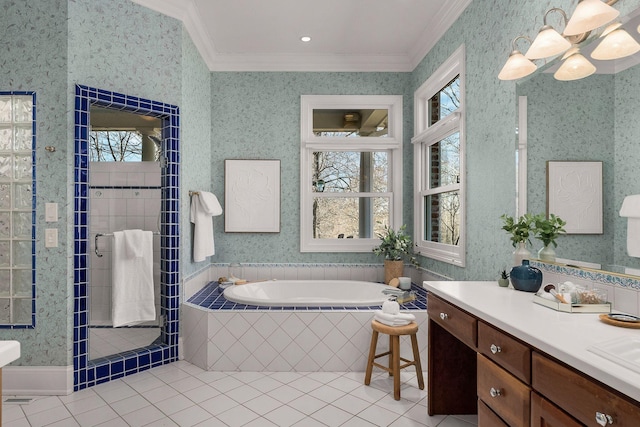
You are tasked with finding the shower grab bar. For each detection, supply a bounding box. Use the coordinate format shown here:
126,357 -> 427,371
94,232 -> 160,258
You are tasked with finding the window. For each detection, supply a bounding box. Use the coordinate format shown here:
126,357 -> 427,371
0,92 -> 36,326
301,95 -> 403,252
412,46 -> 465,266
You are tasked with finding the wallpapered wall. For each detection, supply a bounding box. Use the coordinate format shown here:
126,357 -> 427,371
2,0 -> 640,369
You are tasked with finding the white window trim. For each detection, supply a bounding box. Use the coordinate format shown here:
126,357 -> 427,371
412,45 -> 466,266
300,95 -> 403,252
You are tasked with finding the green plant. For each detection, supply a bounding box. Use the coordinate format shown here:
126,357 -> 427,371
373,224 -> 417,265
533,213 -> 566,248
500,269 -> 509,279
500,213 -> 535,247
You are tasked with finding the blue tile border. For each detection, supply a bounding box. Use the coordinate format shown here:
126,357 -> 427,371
73,85 -> 179,391
187,281 -> 427,311
532,260 -> 640,291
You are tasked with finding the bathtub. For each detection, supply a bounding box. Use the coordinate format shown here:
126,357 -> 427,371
223,279 -> 389,307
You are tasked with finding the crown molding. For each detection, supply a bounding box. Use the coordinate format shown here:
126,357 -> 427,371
407,0 -> 472,69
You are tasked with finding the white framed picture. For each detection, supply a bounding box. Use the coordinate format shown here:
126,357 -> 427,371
224,159 -> 281,232
546,160 -> 603,234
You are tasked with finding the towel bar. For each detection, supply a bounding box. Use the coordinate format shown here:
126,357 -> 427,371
94,232 -> 160,257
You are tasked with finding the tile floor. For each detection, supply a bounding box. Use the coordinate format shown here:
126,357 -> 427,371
2,361 -> 478,427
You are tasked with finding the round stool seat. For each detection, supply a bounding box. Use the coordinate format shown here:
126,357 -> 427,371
370,320 -> 418,336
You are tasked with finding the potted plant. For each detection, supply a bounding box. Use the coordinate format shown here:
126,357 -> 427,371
498,269 -> 510,287
373,224 -> 417,284
500,213 -> 535,266
533,213 -> 566,261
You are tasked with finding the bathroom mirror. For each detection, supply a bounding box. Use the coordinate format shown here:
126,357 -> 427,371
517,6 -> 640,277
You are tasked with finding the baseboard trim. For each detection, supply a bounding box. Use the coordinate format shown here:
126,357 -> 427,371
3,365 -> 73,396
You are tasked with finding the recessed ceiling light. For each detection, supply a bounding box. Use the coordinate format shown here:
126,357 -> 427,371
301,36 -> 312,42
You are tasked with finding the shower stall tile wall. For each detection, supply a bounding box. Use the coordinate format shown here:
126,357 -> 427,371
89,162 -> 161,326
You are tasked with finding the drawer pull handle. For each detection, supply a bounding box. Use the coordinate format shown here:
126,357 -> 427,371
490,344 -> 502,354
595,412 -> 614,426
439,312 -> 448,320
489,387 -> 502,398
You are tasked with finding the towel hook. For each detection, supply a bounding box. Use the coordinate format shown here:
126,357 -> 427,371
189,191 -> 200,197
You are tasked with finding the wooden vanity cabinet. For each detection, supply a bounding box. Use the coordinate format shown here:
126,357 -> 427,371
427,292 -> 640,427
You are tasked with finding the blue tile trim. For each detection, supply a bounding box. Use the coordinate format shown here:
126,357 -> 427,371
532,261 -> 640,291
90,186 -> 162,190
0,91 -> 36,329
187,281 -> 427,311
73,85 -> 179,391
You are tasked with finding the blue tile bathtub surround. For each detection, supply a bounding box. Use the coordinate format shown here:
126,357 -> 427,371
74,85 -> 180,391
188,281 -> 428,311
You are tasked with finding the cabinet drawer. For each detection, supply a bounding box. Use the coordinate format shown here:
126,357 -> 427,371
531,392 -> 582,427
532,352 -> 640,427
428,294 -> 477,348
478,321 -> 531,384
478,399 -> 509,427
477,353 -> 531,427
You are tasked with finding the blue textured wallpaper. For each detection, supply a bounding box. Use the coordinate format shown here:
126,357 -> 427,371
208,72 -> 411,264
0,0 -> 69,365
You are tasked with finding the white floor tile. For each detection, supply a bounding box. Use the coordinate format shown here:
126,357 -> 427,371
13,362 -> 477,427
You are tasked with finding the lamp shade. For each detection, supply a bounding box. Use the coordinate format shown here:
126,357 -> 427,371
526,25 -> 572,59
563,0 -> 619,36
554,51 -> 596,80
498,50 -> 537,80
591,24 -> 640,60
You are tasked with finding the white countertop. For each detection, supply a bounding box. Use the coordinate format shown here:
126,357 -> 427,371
0,341 -> 20,368
423,281 -> 640,403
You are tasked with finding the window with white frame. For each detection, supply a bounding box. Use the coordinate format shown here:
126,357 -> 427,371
412,45 -> 465,266
300,95 -> 403,252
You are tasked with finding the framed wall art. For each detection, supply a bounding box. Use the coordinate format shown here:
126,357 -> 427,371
546,160 -> 603,234
224,159 -> 281,232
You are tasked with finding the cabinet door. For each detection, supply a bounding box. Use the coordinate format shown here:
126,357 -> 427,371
533,352 -> 640,427
531,392 -> 582,427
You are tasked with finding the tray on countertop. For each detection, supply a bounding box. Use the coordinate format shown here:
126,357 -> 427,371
533,295 -> 611,313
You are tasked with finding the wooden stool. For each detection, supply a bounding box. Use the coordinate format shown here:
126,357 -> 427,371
364,320 -> 424,400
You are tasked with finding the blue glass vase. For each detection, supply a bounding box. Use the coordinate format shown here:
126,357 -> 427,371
509,259 -> 543,292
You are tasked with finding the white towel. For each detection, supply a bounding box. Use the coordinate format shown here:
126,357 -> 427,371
123,229 -> 145,259
374,310 -> 415,327
620,195 -> 640,257
112,230 -> 156,327
190,191 -> 223,262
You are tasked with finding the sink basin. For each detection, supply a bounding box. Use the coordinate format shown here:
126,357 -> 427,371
0,341 -> 20,367
588,336 -> 640,374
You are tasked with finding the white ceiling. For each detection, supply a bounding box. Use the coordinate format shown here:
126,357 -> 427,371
131,0 -> 472,72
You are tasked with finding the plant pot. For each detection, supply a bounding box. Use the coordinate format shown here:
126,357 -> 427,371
512,242 -> 531,267
384,260 -> 404,285
498,278 -> 510,287
509,259 -> 543,292
537,244 -> 556,262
